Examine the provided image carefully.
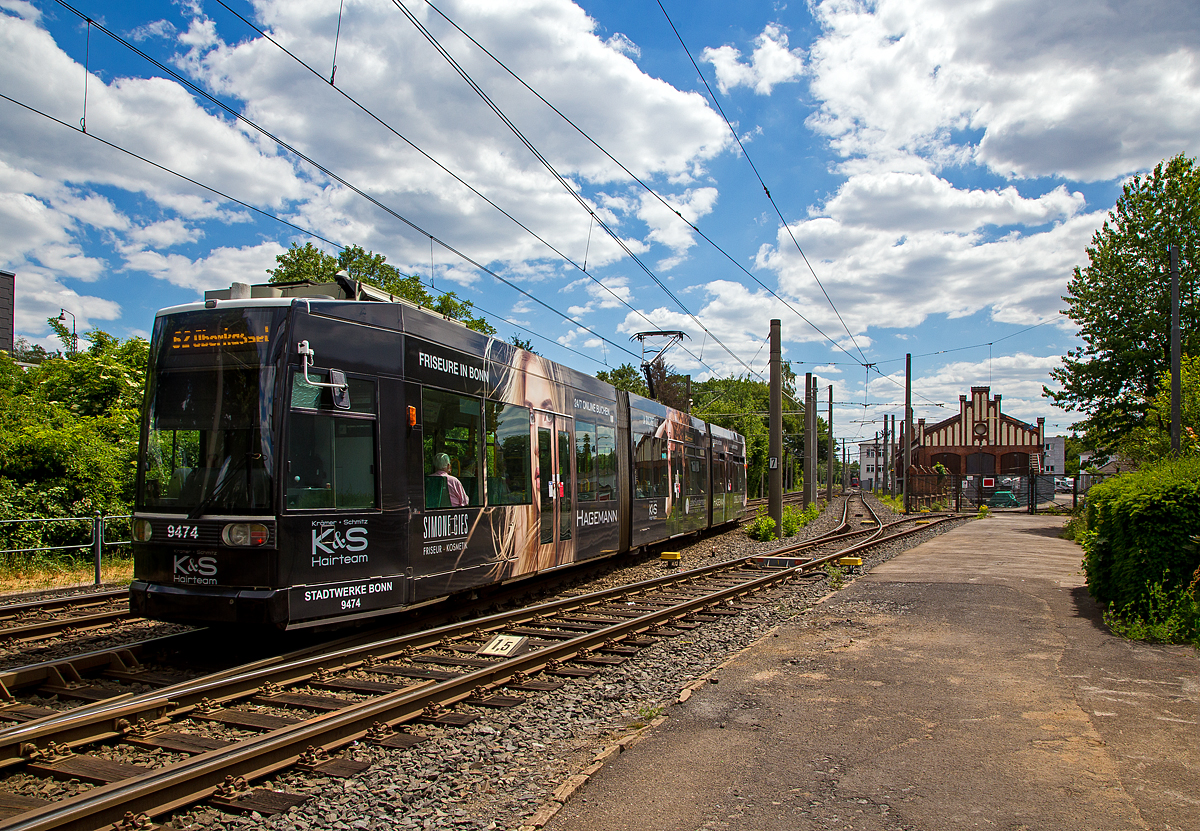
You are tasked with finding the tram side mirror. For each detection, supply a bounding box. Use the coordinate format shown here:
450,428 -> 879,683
329,370 -> 351,410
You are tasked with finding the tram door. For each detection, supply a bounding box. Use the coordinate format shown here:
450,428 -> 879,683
535,412 -> 574,566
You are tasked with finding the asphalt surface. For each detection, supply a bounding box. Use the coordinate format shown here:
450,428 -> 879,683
542,513 -> 1199,831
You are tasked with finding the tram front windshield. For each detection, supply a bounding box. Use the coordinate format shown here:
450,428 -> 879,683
137,308 -> 286,516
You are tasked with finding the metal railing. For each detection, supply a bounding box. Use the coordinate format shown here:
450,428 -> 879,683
0,513 -> 131,585
891,473 -> 1113,513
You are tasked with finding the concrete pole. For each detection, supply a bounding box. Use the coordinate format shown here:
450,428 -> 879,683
769,320 -> 783,536
826,385 -> 834,503
884,416 -> 889,494
800,371 -> 810,509
1170,245 -> 1181,454
903,353 -> 912,513
811,376 -> 820,501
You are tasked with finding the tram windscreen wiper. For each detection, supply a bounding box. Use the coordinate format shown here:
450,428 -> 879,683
187,454 -> 254,520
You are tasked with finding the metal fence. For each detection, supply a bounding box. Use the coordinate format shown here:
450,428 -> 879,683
892,473 -> 1113,513
0,513 -> 132,585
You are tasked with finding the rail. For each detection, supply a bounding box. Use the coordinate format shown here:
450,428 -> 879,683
0,514 -> 130,586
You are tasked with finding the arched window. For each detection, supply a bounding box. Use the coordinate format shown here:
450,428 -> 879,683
1000,452 -> 1030,475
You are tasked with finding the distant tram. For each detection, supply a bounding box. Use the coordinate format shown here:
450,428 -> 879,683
130,277 -> 748,628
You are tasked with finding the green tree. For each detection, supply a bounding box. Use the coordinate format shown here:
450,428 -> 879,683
596,363 -> 649,397
508,335 -> 538,354
0,324 -> 148,543
1118,356 -> 1200,462
267,242 -> 495,335
1046,154 -> 1200,451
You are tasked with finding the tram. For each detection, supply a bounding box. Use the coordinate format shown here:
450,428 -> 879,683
129,276 -> 748,628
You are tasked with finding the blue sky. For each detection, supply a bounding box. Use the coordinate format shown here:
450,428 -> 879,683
3,0 -> 1199,446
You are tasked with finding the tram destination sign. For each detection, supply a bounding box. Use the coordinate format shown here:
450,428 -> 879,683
167,321 -> 270,352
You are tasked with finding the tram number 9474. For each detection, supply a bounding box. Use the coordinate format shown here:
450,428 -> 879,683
167,524 -> 199,540
342,597 -> 362,610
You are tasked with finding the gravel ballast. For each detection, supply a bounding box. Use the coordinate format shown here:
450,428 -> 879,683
162,497 -> 970,831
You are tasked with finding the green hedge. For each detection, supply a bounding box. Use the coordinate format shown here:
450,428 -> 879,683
1082,456 -> 1200,615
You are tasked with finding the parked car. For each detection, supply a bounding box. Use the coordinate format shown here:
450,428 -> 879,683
987,490 -> 1020,508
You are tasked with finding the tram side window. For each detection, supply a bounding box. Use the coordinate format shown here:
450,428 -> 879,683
733,457 -> 747,495
686,447 -> 706,496
485,401 -> 532,505
286,371 -> 378,510
576,421 -> 597,502
595,424 -> 616,501
633,428 -> 668,498
423,388 -> 482,509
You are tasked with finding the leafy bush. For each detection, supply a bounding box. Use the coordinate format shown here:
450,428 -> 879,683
748,502 -> 821,541
1103,574 -> 1199,647
1061,509 -> 1087,541
1080,457 -> 1200,644
782,503 -> 819,536
0,328 -> 146,573
746,507 -> 777,541
877,494 -> 904,512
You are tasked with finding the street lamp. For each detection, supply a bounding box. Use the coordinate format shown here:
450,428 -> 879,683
57,309 -> 76,354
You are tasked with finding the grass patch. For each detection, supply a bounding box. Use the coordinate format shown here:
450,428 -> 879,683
877,494 -> 904,512
823,563 -> 845,590
0,554 -> 134,594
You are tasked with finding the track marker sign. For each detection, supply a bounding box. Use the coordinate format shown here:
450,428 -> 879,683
983,477 -> 995,488
477,634 -> 529,657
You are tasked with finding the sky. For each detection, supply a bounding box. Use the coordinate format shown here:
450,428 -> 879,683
2,0 -> 1199,448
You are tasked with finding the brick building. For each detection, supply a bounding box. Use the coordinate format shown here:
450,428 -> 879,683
904,386 -> 1044,476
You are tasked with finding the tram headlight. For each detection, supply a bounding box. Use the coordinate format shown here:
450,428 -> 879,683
222,523 -> 269,546
133,519 -> 153,542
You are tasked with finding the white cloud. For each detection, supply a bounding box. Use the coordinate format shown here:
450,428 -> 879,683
127,19 -> 177,41
12,269 -> 121,340
182,0 -> 731,273
127,220 -> 202,248
702,23 -> 806,95
805,0 -> 1200,181
605,33 -> 640,59
868,352 -> 1072,428
637,187 -> 719,264
122,242 -> 284,292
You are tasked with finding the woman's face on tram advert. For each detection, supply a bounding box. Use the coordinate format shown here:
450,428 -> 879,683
485,344 -> 574,576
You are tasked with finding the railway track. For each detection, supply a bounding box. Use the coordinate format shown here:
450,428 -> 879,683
0,590 -> 131,646
0,495 -> 964,829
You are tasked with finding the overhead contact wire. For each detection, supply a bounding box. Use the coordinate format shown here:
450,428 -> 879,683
656,0 -> 869,365
50,0 -> 638,363
0,92 -> 589,366
418,0 -> 859,368
390,0 -> 761,381
213,0 -> 720,377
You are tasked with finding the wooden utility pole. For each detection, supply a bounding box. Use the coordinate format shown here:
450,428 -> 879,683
826,385 -> 834,503
903,353 -> 912,513
801,372 -> 811,509
881,415 -> 890,495
769,320 -> 783,536
1171,245 -> 1181,454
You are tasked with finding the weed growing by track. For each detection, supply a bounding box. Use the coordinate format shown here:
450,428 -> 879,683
746,503 -> 821,541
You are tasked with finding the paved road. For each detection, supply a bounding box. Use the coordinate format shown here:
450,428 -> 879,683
543,514 -> 1198,831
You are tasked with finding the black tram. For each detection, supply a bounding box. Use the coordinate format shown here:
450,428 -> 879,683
129,278 -> 747,628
